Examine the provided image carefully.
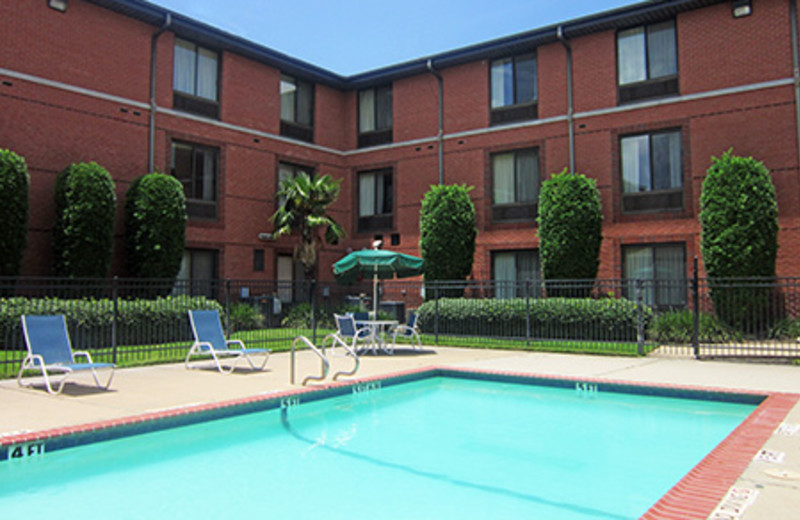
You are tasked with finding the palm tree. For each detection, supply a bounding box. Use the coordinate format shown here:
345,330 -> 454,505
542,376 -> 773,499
272,172 -> 345,279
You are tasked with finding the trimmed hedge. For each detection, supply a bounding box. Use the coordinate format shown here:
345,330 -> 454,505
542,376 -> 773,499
538,170 -> 603,296
53,162 -> 117,278
0,295 -> 221,350
700,151 -> 778,331
416,297 -> 648,342
0,150 -> 30,277
125,173 -> 187,281
419,184 -> 477,296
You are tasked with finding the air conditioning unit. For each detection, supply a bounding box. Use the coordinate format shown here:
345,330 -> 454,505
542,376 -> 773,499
258,233 -> 275,241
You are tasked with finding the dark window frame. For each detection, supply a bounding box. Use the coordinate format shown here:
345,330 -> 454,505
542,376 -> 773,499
171,140 -> 220,221
490,147 -> 540,222
619,128 -> 683,214
357,168 -> 394,233
280,74 -> 315,143
489,52 -> 538,126
616,20 -> 679,104
173,38 -> 220,119
622,242 -> 687,309
357,85 -> 393,148
253,249 -> 265,272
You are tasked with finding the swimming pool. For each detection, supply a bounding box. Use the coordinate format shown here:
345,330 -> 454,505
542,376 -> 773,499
0,370 -> 760,519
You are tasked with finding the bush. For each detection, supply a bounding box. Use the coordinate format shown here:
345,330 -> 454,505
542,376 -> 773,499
537,170 -> 603,297
229,302 -> 264,332
0,295 -> 221,350
125,173 -> 186,282
415,297 -> 648,342
647,309 -> 742,344
53,162 -> 117,278
419,184 -> 477,297
281,303 -> 334,329
0,150 -> 29,277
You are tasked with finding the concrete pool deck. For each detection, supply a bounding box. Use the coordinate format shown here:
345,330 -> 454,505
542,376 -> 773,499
1,346 -> 799,519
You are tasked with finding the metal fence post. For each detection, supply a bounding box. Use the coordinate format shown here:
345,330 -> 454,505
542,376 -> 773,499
635,279 -> 644,356
112,276 -> 119,364
434,283 -> 440,345
692,256 -> 700,358
225,278 -> 231,335
310,279 -> 317,345
525,279 -> 531,347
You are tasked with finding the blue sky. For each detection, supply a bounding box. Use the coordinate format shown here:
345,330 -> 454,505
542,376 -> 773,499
146,0 -> 637,75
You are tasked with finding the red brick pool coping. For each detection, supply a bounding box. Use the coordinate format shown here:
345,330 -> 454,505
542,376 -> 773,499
2,366 -> 796,520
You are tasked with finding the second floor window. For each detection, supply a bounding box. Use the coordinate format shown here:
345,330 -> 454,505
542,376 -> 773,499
358,168 -> 393,232
171,141 -> 219,220
358,85 -> 393,148
280,75 -> 314,142
617,20 -> 678,103
490,53 -> 537,125
277,162 -> 314,206
621,129 -> 682,213
491,148 -> 539,222
173,38 -> 219,118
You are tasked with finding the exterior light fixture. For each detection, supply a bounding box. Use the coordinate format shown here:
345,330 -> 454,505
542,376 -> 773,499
48,0 -> 69,12
732,0 -> 752,18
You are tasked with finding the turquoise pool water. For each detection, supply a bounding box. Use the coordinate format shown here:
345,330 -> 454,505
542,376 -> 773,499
0,377 -> 755,519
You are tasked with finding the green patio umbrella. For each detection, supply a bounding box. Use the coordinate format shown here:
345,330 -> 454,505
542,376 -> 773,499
333,248 -> 424,315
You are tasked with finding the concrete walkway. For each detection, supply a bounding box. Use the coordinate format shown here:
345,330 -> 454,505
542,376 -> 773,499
2,346 -> 799,519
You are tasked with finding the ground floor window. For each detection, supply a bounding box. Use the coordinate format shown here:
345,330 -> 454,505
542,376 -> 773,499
174,249 -> 218,297
492,249 -> 540,299
622,243 -> 686,308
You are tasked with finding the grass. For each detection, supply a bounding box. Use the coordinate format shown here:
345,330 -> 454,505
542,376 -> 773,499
1,327 -> 647,379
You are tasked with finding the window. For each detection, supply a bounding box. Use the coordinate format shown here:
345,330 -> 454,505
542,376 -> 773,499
490,52 -> 537,125
280,75 -> 314,142
358,168 -> 393,232
358,85 -> 392,148
171,141 -> 219,220
620,129 -> 682,212
617,21 -> 678,103
174,249 -> 218,298
491,148 -> 540,221
492,250 -> 540,299
277,254 -> 306,302
623,244 -> 686,308
253,249 -> 265,272
173,38 -> 219,118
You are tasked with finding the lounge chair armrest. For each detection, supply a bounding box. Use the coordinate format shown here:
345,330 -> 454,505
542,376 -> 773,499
73,350 -> 94,363
226,339 -> 246,350
23,353 -> 46,368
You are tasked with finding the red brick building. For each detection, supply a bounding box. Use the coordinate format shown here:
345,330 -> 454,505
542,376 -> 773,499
2,0 -> 799,307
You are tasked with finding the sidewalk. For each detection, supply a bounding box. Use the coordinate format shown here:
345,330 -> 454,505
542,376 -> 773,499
2,346 -> 799,519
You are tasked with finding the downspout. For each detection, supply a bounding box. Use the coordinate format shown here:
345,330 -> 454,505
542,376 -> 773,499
556,25 -> 575,174
790,0 -> 800,191
149,13 -> 172,173
427,59 -> 445,184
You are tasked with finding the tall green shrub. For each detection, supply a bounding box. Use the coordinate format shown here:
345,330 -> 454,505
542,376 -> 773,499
419,184 -> 477,296
700,151 -> 779,331
537,170 -> 603,296
0,150 -> 30,276
53,162 -> 117,278
125,173 -> 187,280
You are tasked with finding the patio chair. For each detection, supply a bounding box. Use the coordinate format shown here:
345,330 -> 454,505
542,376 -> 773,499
392,312 -> 422,351
328,313 -> 374,354
18,315 -> 115,395
186,309 -> 271,374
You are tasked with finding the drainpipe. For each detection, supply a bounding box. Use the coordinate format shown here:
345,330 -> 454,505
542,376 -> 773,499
790,0 -> 800,192
149,13 -> 172,173
427,59 -> 445,184
556,25 -> 575,174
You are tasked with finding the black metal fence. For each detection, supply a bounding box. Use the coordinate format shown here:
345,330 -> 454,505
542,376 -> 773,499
2,273 -> 800,378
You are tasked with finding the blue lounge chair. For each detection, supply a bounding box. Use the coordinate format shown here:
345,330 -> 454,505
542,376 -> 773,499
186,309 -> 271,374
391,312 -> 422,351
18,315 -> 115,395
330,314 -> 374,354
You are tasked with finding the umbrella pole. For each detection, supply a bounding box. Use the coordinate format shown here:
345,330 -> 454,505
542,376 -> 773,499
373,266 -> 378,317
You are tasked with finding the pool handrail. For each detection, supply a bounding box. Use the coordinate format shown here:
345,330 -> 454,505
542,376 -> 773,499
291,336 -> 330,386
321,332 -> 360,381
